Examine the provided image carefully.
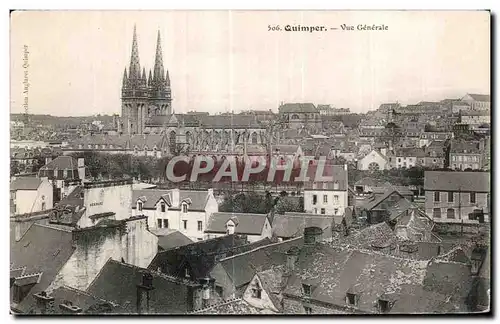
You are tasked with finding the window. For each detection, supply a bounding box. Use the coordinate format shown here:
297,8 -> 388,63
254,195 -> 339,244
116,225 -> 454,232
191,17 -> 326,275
434,191 -> 440,202
321,208 -> 325,215
334,208 -> 339,215
433,208 -> 441,218
447,208 -> 455,219
346,292 -> 357,306
304,306 -> 312,314
157,219 -> 162,228
312,195 -> 317,205
378,300 -> 391,313
314,208 -> 318,214
448,192 -> 454,203
215,285 -> 223,297
470,192 -> 476,204
302,284 -> 311,297
323,195 -> 328,203
182,203 -> 188,213
183,220 -> 188,230
164,219 -> 169,228
251,282 -> 262,299
197,221 -> 203,232
41,202 -> 46,211
138,201 -> 143,211
160,202 -> 166,212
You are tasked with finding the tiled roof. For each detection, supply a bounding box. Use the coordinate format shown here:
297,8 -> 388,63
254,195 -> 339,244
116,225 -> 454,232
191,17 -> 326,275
87,259 -> 201,314
361,189 -> 404,211
284,243 -> 473,313
272,213 -> 333,238
10,177 -> 42,191
193,298 -> 267,314
450,140 -> 481,154
205,212 -> 268,235
10,224 -> 75,313
279,103 -> 318,114
256,265 -> 286,311
424,171 -> 490,192
394,147 -> 426,158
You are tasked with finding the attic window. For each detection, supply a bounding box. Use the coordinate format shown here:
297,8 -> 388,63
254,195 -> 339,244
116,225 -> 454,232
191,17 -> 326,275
160,202 -> 166,213
182,203 -> 188,213
251,281 -> 262,299
184,267 -> 191,278
346,292 -> 358,306
302,284 -> 312,297
137,201 -> 143,211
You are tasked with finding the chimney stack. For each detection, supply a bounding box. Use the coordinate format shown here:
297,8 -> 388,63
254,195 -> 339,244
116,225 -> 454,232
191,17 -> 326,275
285,246 -> 300,274
198,277 -> 216,309
304,227 -> 323,246
170,188 -> 180,208
33,291 -> 55,314
136,272 -> 155,314
59,300 -> 83,314
77,158 -> 85,183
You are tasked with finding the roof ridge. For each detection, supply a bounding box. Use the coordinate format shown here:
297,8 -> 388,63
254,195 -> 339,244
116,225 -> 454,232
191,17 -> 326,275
219,236 -> 302,262
33,222 -> 73,233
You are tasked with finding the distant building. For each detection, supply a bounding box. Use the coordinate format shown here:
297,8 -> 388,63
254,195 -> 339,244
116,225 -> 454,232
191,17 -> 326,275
424,171 -> 490,224
419,132 -> 454,148
278,103 -> 322,130
317,105 -> 350,116
357,149 -> 390,171
204,212 -> 272,243
449,139 -> 484,170
460,110 -> 490,125
460,94 -> 490,111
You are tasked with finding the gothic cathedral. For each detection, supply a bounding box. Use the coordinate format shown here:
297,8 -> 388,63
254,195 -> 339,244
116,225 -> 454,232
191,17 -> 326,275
120,26 -> 172,135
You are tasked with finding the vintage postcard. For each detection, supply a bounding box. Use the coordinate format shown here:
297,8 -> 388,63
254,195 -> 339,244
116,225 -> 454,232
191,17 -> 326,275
10,10 -> 490,315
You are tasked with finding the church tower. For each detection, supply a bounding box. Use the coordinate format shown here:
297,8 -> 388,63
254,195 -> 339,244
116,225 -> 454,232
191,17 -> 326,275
121,26 -> 149,135
148,30 -> 172,117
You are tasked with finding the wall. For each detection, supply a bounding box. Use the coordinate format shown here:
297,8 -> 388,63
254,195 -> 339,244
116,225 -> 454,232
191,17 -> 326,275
79,183 -> 132,228
425,190 -> 489,223
51,218 -> 158,291
210,263 -> 237,300
304,190 -> 348,217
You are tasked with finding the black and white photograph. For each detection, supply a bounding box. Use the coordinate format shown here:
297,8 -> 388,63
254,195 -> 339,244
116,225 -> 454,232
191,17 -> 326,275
9,9 -> 491,315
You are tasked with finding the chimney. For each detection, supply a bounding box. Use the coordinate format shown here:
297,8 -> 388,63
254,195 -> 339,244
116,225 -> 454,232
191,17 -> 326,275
304,227 -> 323,246
33,291 -> 55,314
136,272 -> 155,314
285,246 -> 300,274
59,300 -> 83,314
170,188 -> 180,208
198,277 -> 216,309
77,158 -> 85,182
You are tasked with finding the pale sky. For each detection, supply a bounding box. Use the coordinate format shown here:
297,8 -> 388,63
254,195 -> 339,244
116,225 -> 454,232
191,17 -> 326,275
10,10 -> 490,116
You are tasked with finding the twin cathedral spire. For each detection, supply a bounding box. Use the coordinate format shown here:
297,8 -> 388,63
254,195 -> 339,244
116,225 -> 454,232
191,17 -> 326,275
121,25 -> 172,135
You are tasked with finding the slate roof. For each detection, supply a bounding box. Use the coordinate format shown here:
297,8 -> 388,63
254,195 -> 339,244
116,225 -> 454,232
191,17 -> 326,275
394,147 -> 426,158
256,265 -> 286,311
272,213 -> 333,238
220,237 -> 303,288
87,259 -> 202,314
279,103 -> 318,114
132,189 -> 211,211
450,140 -> 481,154
10,177 -> 42,191
424,171 -> 490,192
205,212 -> 268,235
466,94 -> 490,102
39,156 -> 78,171
10,223 -> 76,313
147,235 -> 260,279
198,115 -> 263,129
153,230 -> 194,251
284,243 -> 473,314
303,164 -> 348,190
362,189 -> 404,211
50,286 -> 123,314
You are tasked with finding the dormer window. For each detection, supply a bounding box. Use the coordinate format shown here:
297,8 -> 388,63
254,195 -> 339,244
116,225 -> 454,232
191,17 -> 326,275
346,292 -> 358,306
302,284 -> 311,297
251,281 -> 262,299
182,203 -> 188,213
137,201 -> 143,211
160,202 -> 166,213
333,181 -> 339,190
185,267 -> 190,278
